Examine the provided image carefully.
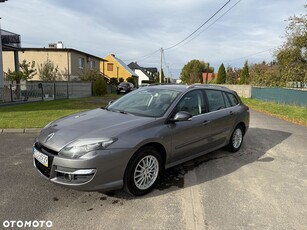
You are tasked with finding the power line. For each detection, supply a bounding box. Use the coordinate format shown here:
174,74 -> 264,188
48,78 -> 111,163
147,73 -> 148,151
123,49 -> 160,62
125,0 -> 233,63
224,48 -> 275,63
164,0 -> 232,51
169,0 -> 241,51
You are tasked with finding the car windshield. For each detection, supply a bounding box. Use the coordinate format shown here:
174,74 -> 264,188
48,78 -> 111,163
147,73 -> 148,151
108,88 -> 181,117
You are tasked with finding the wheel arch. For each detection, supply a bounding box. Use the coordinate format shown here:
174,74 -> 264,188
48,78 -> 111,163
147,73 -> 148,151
123,142 -> 167,179
135,142 -> 167,166
236,122 -> 246,135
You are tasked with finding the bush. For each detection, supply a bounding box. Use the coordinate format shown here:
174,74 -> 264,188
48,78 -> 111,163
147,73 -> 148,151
93,77 -> 107,96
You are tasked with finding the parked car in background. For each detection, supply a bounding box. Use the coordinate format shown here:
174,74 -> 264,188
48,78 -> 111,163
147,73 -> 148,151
32,84 -> 249,196
117,82 -> 134,94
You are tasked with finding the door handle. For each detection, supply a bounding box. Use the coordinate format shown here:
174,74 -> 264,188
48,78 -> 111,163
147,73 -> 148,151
229,111 -> 234,116
202,120 -> 211,125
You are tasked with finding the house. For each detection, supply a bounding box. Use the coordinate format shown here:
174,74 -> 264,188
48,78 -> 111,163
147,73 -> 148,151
2,42 -> 106,81
128,62 -> 152,86
143,67 -> 159,82
202,72 -> 217,83
102,54 -> 138,86
0,29 -> 21,87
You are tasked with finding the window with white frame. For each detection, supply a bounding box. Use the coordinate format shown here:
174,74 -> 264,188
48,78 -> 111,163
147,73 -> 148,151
78,57 -> 85,69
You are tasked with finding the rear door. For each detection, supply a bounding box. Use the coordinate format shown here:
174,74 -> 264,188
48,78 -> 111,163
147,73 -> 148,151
202,89 -> 237,144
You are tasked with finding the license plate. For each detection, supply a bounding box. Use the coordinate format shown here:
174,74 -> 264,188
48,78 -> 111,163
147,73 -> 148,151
33,147 -> 48,167
120,90 -> 126,93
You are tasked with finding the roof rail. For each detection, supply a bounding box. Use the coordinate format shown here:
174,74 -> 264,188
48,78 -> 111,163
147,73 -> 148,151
148,83 -> 177,86
187,84 -> 229,89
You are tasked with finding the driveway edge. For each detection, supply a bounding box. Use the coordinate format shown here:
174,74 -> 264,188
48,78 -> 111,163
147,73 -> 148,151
1,128 -> 42,133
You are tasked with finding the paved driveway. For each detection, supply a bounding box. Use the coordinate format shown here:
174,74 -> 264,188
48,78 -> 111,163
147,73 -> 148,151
0,110 -> 306,229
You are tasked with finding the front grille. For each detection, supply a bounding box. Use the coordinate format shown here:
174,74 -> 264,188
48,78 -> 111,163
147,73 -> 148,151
35,142 -> 58,155
34,156 -> 53,178
34,142 -> 56,178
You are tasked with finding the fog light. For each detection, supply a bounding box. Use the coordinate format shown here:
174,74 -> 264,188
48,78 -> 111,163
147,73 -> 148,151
55,167 -> 96,184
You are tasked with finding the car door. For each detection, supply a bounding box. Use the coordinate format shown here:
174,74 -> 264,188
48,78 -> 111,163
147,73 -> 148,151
169,90 -> 212,163
202,89 -> 237,145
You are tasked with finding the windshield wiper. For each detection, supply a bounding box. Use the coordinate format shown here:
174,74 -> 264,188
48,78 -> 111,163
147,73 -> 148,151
107,108 -> 128,114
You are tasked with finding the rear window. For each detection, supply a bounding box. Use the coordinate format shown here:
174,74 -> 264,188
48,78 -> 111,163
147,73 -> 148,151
205,90 -> 226,112
226,93 -> 239,107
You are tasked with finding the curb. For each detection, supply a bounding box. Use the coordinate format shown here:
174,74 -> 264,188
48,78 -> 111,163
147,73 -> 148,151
0,128 -> 42,133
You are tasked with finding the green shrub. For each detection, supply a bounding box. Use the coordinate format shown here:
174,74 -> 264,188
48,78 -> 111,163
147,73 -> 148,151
93,77 -> 107,96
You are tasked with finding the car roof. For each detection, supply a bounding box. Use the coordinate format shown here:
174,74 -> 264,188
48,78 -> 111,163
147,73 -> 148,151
147,84 -> 236,94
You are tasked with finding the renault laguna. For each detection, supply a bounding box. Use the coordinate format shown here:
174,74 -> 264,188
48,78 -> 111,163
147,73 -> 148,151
32,84 -> 249,196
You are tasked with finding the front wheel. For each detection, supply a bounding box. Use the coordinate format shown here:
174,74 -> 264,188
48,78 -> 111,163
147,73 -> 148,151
124,147 -> 163,196
227,125 -> 244,152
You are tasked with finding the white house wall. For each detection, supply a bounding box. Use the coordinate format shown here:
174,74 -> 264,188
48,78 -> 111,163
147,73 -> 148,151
135,69 -> 149,85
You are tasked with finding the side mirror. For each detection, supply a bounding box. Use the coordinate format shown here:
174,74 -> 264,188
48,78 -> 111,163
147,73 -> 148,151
170,111 -> 192,122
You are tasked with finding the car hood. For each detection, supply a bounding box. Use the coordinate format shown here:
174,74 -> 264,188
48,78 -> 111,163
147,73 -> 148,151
37,108 -> 155,151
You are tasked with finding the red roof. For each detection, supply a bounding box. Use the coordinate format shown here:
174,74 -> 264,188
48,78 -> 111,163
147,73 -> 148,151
202,73 -> 217,82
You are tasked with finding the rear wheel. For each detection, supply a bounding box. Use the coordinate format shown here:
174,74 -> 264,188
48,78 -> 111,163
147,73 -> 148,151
227,125 -> 244,152
124,147 -> 163,196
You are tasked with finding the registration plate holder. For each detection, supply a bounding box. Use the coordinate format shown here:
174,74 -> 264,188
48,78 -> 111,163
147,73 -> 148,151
33,147 -> 48,167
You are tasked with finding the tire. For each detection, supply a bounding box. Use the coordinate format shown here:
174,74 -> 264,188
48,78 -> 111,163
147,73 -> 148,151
124,147 -> 163,196
227,125 -> 244,152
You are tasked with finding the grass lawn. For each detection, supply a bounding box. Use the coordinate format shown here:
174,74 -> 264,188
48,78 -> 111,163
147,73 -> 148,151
1,95 -> 306,128
0,95 -> 120,128
242,98 -> 307,126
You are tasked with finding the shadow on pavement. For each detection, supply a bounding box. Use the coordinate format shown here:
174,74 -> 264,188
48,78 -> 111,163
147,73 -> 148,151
106,127 -> 291,199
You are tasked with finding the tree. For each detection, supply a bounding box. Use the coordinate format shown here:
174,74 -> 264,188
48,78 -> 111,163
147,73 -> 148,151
275,5 -> 307,87
226,65 -> 240,84
20,60 -> 37,80
5,59 -> 36,83
180,59 -> 209,84
239,60 -> 250,84
38,60 -> 61,81
250,62 -> 281,87
79,69 -> 100,82
4,60 -> 37,99
216,63 -> 226,84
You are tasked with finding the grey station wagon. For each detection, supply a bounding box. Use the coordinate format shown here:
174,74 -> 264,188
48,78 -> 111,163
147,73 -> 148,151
33,85 -> 249,196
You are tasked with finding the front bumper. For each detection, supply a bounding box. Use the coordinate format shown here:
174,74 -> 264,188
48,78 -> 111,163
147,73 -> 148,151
32,142 -> 135,191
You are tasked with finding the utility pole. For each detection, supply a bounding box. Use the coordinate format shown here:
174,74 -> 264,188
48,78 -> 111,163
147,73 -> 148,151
205,62 -> 210,84
159,48 -> 163,84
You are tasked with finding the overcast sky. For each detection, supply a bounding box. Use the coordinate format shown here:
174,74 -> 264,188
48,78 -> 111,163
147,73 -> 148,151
0,0 -> 306,78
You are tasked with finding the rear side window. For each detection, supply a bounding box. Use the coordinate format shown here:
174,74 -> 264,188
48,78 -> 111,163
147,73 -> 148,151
222,93 -> 232,108
205,90 -> 226,112
226,93 -> 239,107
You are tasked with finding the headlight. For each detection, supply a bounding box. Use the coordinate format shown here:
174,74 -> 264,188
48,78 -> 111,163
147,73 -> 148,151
59,138 -> 117,158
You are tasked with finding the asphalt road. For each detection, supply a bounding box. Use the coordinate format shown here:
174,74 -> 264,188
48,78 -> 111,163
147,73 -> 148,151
0,110 -> 306,230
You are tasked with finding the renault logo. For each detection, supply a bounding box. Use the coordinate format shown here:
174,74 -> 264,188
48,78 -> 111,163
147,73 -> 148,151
45,133 -> 55,143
